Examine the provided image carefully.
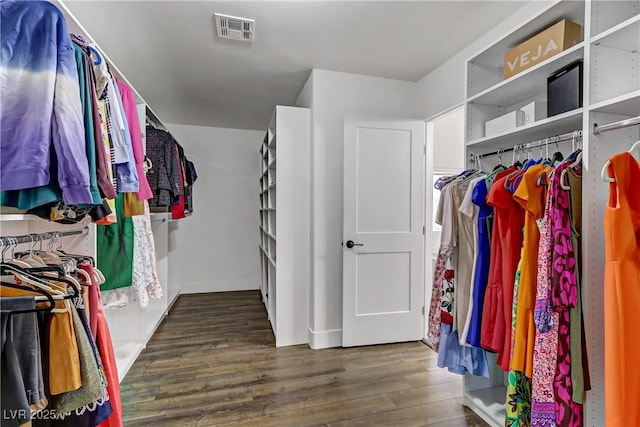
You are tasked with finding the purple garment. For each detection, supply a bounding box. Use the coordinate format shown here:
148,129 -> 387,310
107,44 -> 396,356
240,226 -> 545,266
0,1 -> 92,205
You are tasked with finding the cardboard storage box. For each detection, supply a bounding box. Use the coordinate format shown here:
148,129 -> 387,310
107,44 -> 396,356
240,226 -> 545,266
485,110 -> 524,137
520,101 -> 547,125
503,19 -> 582,79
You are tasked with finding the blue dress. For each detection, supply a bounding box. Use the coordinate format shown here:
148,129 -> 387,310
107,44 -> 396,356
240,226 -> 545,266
466,179 -> 492,347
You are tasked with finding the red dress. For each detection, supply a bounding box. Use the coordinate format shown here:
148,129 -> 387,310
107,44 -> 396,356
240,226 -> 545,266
481,168 -> 513,353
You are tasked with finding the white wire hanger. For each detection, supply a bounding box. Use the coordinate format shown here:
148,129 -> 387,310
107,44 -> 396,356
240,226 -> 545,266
601,139 -> 640,182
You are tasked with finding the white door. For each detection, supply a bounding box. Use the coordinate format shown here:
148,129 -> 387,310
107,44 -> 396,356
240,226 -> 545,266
342,117 -> 425,347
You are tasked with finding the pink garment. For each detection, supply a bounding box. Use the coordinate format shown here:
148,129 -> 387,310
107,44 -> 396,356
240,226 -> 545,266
116,81 -> 153,201
531,175 -> 559,427
549,163 -> 582,426
82,263 -> 123,427
79,263 -> 99,340
426,253 -> 446,351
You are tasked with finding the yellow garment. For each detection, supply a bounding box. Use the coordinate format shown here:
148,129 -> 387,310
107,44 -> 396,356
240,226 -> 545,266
123,192 -> 144,217
0,286 -> 82,394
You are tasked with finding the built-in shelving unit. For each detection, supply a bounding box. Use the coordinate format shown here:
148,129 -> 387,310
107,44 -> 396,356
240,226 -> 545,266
462,1 -> 639,426
258,105 -> 310,347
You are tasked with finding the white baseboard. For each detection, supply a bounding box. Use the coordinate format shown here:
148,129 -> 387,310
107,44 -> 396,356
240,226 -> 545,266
180,280 -> 259,294
308,327 -> 342,349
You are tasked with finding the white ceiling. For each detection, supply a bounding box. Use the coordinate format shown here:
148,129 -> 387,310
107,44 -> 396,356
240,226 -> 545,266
65,1 -> 527,130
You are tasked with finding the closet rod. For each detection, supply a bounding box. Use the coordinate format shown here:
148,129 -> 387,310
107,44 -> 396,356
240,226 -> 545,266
593,116 -> 640,134
470,129 -> 581,160
0,227 -> 89,246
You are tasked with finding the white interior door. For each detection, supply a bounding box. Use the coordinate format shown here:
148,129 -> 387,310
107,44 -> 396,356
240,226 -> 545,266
343,117 -> 425,347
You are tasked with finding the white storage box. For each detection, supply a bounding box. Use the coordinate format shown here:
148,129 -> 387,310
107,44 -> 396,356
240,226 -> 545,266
484,111 -> 524,137
520,101 -> 547,125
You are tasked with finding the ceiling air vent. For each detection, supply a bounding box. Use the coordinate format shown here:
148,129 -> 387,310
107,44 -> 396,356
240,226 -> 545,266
215,13 -> 255,42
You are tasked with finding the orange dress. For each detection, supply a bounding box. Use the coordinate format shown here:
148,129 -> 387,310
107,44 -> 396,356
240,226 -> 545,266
603,151 -> 640,427
512,164 -> 550,378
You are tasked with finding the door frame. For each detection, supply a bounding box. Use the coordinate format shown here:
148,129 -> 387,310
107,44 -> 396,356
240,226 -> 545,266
422,103 -> 465,342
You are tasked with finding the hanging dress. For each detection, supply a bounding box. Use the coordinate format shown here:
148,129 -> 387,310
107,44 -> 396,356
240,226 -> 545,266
603,151 -> 640,427
531,171 -> 559,427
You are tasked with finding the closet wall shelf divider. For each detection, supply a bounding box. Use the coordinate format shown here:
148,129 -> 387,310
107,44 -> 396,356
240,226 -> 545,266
462,385 -> 507,427
260,245 -> 276,267
260,226 -> 276,241
113,342 -> 146,383
258,105 -> 309,347
591,14 -> 640,51
589,90 -> 640,116
467,43 -> 584,106
466,108 -> 583,150
167,288 -> 180,312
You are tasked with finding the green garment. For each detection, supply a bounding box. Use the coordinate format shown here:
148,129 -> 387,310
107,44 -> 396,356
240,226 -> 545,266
97,193 -> 133,290
74,44 -> 102,206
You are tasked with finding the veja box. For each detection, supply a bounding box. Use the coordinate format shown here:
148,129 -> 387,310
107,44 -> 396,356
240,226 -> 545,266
503,19 -> 582,79
520,101 -> 547,125
485,110 -> 524,137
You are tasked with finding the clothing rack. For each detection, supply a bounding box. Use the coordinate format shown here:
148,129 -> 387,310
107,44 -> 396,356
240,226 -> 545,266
0,227 -> 89,247
593,116 -> 640,134
469,129 -> 582,160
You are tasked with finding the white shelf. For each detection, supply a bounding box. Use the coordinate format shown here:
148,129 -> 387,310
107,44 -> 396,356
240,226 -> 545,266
468,43 -> 584,107
467,108 -> 583,151
259,245 -> 276,266
469,1 -> 584,66
0,214 -> 42,221
591,14 -> 640,52
258,105 -> 310,347
167,288 -> 180,311
112,341 -> 145,382
462,385 -> 507,427
260,226 -> 276,241
589,90 -> 640,116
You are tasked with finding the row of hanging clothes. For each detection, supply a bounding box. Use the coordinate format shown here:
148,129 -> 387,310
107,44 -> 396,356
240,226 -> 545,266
0,1 -> 196,309
145,125 -> 197,218
0,231 -> 122,427
1,0 -> 155,225
427,130 -> 589,427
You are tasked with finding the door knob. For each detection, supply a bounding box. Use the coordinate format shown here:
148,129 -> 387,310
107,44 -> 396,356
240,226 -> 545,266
346,240 -> 363,249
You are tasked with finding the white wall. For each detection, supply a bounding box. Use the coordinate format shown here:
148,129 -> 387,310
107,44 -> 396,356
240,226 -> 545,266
298,69 -> 418,348
295,71 -> 315,329
166,124 -> 264,293
415,0 -> 552,120
432,106 -> 466,173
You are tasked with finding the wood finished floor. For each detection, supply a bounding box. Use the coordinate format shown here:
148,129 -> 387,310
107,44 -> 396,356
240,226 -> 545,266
120,291 -> 489,426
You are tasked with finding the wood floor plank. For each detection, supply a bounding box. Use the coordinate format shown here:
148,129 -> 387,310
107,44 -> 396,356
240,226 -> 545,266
119,291 -> 488,426
327,398 -> 477,427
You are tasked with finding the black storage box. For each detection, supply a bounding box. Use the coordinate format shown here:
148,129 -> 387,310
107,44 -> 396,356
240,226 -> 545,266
547,60 -> 583,117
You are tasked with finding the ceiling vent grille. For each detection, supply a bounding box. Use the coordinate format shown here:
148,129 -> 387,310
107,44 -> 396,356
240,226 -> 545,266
215,13 -> 255,42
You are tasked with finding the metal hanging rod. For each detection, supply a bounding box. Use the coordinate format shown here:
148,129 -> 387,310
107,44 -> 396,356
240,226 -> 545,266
0,227 -> 89,246
470,129 -> 582,160
593,116 -> 640,134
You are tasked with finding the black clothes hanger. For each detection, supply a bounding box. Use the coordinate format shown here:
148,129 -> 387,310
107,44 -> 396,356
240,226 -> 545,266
0,263 -> 79,300
0,281 -> 56,315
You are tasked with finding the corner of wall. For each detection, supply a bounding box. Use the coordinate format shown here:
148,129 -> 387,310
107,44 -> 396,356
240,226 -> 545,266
308,327 -> 342,349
